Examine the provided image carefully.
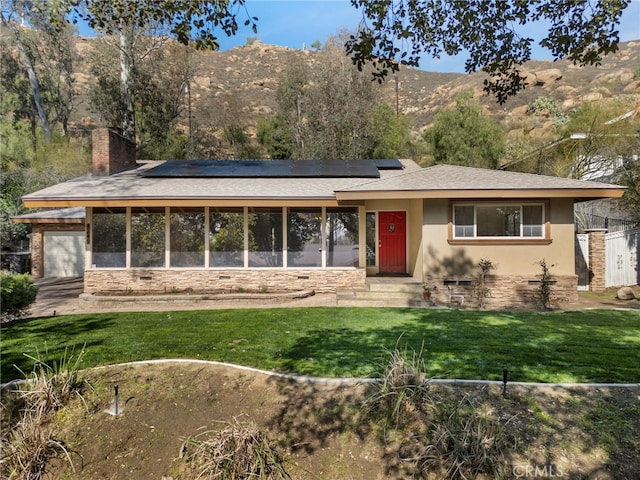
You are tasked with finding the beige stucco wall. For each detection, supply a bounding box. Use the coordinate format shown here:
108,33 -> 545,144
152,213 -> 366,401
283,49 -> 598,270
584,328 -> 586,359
364,198 -> 423,279
421,198 -> 577,277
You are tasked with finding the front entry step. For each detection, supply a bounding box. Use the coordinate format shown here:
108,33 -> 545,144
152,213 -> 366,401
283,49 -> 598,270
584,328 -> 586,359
337,277 -> 437,307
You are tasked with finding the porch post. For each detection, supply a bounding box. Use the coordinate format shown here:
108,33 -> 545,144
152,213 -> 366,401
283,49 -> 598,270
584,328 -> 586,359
585,228 -> 607,293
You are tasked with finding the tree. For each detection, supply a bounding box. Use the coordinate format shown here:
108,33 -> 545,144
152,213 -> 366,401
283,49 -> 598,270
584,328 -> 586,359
264,41 -> 416,160
558,100 -> 640,179
88,36 -> 194,155
222,123 -> 261,159
303,42 -> 378,159
346,0 -> 629,103
257,117 -> 293,160
368,103 -> 415,159
53,0 -> 257,142
616,157 -> 640,222
1,0 -> 76,142
424,90 -> 505,168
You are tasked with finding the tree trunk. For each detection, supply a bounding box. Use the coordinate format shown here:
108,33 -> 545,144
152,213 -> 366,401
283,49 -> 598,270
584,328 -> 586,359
6,20 -> 52,142
120,26 -> 136,142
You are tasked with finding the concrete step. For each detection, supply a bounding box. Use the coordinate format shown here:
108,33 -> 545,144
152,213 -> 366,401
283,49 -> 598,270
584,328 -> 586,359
337,278 -> 437,307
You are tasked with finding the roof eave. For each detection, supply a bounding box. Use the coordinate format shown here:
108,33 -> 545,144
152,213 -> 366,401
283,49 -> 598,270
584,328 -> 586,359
335,188 -> 627,201
22,196 -> 342,209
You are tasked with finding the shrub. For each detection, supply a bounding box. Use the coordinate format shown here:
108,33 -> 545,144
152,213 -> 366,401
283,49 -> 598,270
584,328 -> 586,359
1,272 -> 38,320
472,258 -> 496,309
536,259 -> 555,310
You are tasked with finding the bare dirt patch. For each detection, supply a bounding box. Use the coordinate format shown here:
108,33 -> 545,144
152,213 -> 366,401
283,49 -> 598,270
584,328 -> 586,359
42,361 -> 640,479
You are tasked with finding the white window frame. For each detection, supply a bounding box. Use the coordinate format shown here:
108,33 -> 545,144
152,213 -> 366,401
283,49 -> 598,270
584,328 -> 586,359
452,202 -> 546,240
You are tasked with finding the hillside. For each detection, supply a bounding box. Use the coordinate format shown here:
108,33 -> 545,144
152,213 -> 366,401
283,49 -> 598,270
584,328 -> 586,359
70,37 -> 640,142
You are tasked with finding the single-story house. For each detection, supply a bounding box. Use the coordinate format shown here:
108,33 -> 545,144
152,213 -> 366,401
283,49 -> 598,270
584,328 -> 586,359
20,128 -> 626,307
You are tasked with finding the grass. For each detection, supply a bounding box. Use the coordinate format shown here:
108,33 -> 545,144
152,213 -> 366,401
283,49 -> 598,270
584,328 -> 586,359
1,307 -> 639,383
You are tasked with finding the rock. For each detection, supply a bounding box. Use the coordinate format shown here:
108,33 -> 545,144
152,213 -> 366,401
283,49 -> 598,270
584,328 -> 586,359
532,68 -> 563,86
623,80 -> 640,93
616,286 -> 636,300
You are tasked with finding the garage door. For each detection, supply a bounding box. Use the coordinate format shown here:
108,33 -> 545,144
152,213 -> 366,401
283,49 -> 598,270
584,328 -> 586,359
44,231 -> 85,277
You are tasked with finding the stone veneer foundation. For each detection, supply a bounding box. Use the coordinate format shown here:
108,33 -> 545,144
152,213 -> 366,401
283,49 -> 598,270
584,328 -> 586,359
84,268 -> 366,295
425,274 -> 578,310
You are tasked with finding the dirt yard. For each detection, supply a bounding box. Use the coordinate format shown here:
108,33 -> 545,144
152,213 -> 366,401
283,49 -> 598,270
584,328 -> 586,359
39,361 -> 639,480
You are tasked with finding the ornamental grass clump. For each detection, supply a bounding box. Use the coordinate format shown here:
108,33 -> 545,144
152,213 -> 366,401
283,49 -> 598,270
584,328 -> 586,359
404,395 -> 515,479
362,339 -> 434,426
180,418 -> 291,479
0,346 -> 88,480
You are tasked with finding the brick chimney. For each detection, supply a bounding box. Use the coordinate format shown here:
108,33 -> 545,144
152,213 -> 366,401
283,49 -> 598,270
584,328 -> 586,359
92,128 -> 136,175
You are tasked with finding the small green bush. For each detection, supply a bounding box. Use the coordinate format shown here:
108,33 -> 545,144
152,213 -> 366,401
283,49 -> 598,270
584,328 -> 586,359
1,272 -> 38,320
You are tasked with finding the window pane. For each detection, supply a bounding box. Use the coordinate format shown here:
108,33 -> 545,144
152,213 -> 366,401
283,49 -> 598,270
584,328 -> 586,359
326,207 -> 359,267
288,208 -> 322,267
454,205 -> 474,237
210,208 -> 244,267
366,212 -> 376,266
248,208 -> 283,267
131,207 -> 165,267
523,205 -> 543,237
92,208 -> 125,268
477,206 -> 520,237
170,208 -> 204,267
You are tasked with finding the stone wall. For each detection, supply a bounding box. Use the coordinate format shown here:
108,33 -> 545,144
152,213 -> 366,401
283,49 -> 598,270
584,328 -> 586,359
425,274 -> 578,310
586,229 -> 607,293
84,268 -> 366,295
30,227 -> 43,278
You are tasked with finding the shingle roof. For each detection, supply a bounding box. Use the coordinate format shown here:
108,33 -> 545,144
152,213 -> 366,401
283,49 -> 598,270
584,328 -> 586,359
22,159 -> 419,204
11,207 -> 85,223
21,160 -> 625,207
338,164 -> 625,193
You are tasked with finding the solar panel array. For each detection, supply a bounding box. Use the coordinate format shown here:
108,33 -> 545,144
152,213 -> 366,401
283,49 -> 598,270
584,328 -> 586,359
141,159 -> 403,178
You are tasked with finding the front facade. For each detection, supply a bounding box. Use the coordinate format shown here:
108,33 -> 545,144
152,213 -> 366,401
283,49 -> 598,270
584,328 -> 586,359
21,128 -> 626,308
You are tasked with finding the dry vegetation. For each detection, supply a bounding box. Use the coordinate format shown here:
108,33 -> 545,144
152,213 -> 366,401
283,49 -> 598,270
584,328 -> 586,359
2,351 -> 639,479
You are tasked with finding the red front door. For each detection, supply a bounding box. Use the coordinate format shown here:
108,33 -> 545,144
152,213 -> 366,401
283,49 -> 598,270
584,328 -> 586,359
378,211 -> 406,274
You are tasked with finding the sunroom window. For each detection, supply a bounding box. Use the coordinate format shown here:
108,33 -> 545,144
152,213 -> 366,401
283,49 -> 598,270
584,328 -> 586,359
92,207 -> 126,267
131,207 -> 166,267
453,204 -> 544,238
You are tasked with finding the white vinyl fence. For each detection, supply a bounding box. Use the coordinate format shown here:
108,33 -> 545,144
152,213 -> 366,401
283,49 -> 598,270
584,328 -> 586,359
605,228 -> 639,287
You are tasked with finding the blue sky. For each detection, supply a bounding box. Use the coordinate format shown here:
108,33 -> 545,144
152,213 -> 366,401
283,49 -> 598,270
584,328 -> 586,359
80,0 -> 640,73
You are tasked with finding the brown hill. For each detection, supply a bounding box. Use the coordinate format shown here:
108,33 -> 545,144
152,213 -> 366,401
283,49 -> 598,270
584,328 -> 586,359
70,37 -> 640,141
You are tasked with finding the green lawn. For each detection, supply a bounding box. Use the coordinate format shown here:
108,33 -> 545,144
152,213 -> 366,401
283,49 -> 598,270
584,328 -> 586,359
1,307 -> 639,383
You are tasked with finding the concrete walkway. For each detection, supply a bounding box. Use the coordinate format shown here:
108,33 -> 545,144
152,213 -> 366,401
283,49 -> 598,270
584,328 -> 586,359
29,277 -> 338,318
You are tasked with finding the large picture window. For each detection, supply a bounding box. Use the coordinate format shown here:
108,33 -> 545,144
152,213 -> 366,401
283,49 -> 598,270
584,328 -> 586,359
209,208 -> 244,267
326,207 -> 359,267
453,204 -> 545,239
287,208 -> 322,267
131,207 -> 166,267
170,207 -> 205,267
92,208 -> 126,267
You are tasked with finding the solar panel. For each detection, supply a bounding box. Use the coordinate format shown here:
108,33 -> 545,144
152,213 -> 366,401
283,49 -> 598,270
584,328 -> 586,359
141,159 -> 403,178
